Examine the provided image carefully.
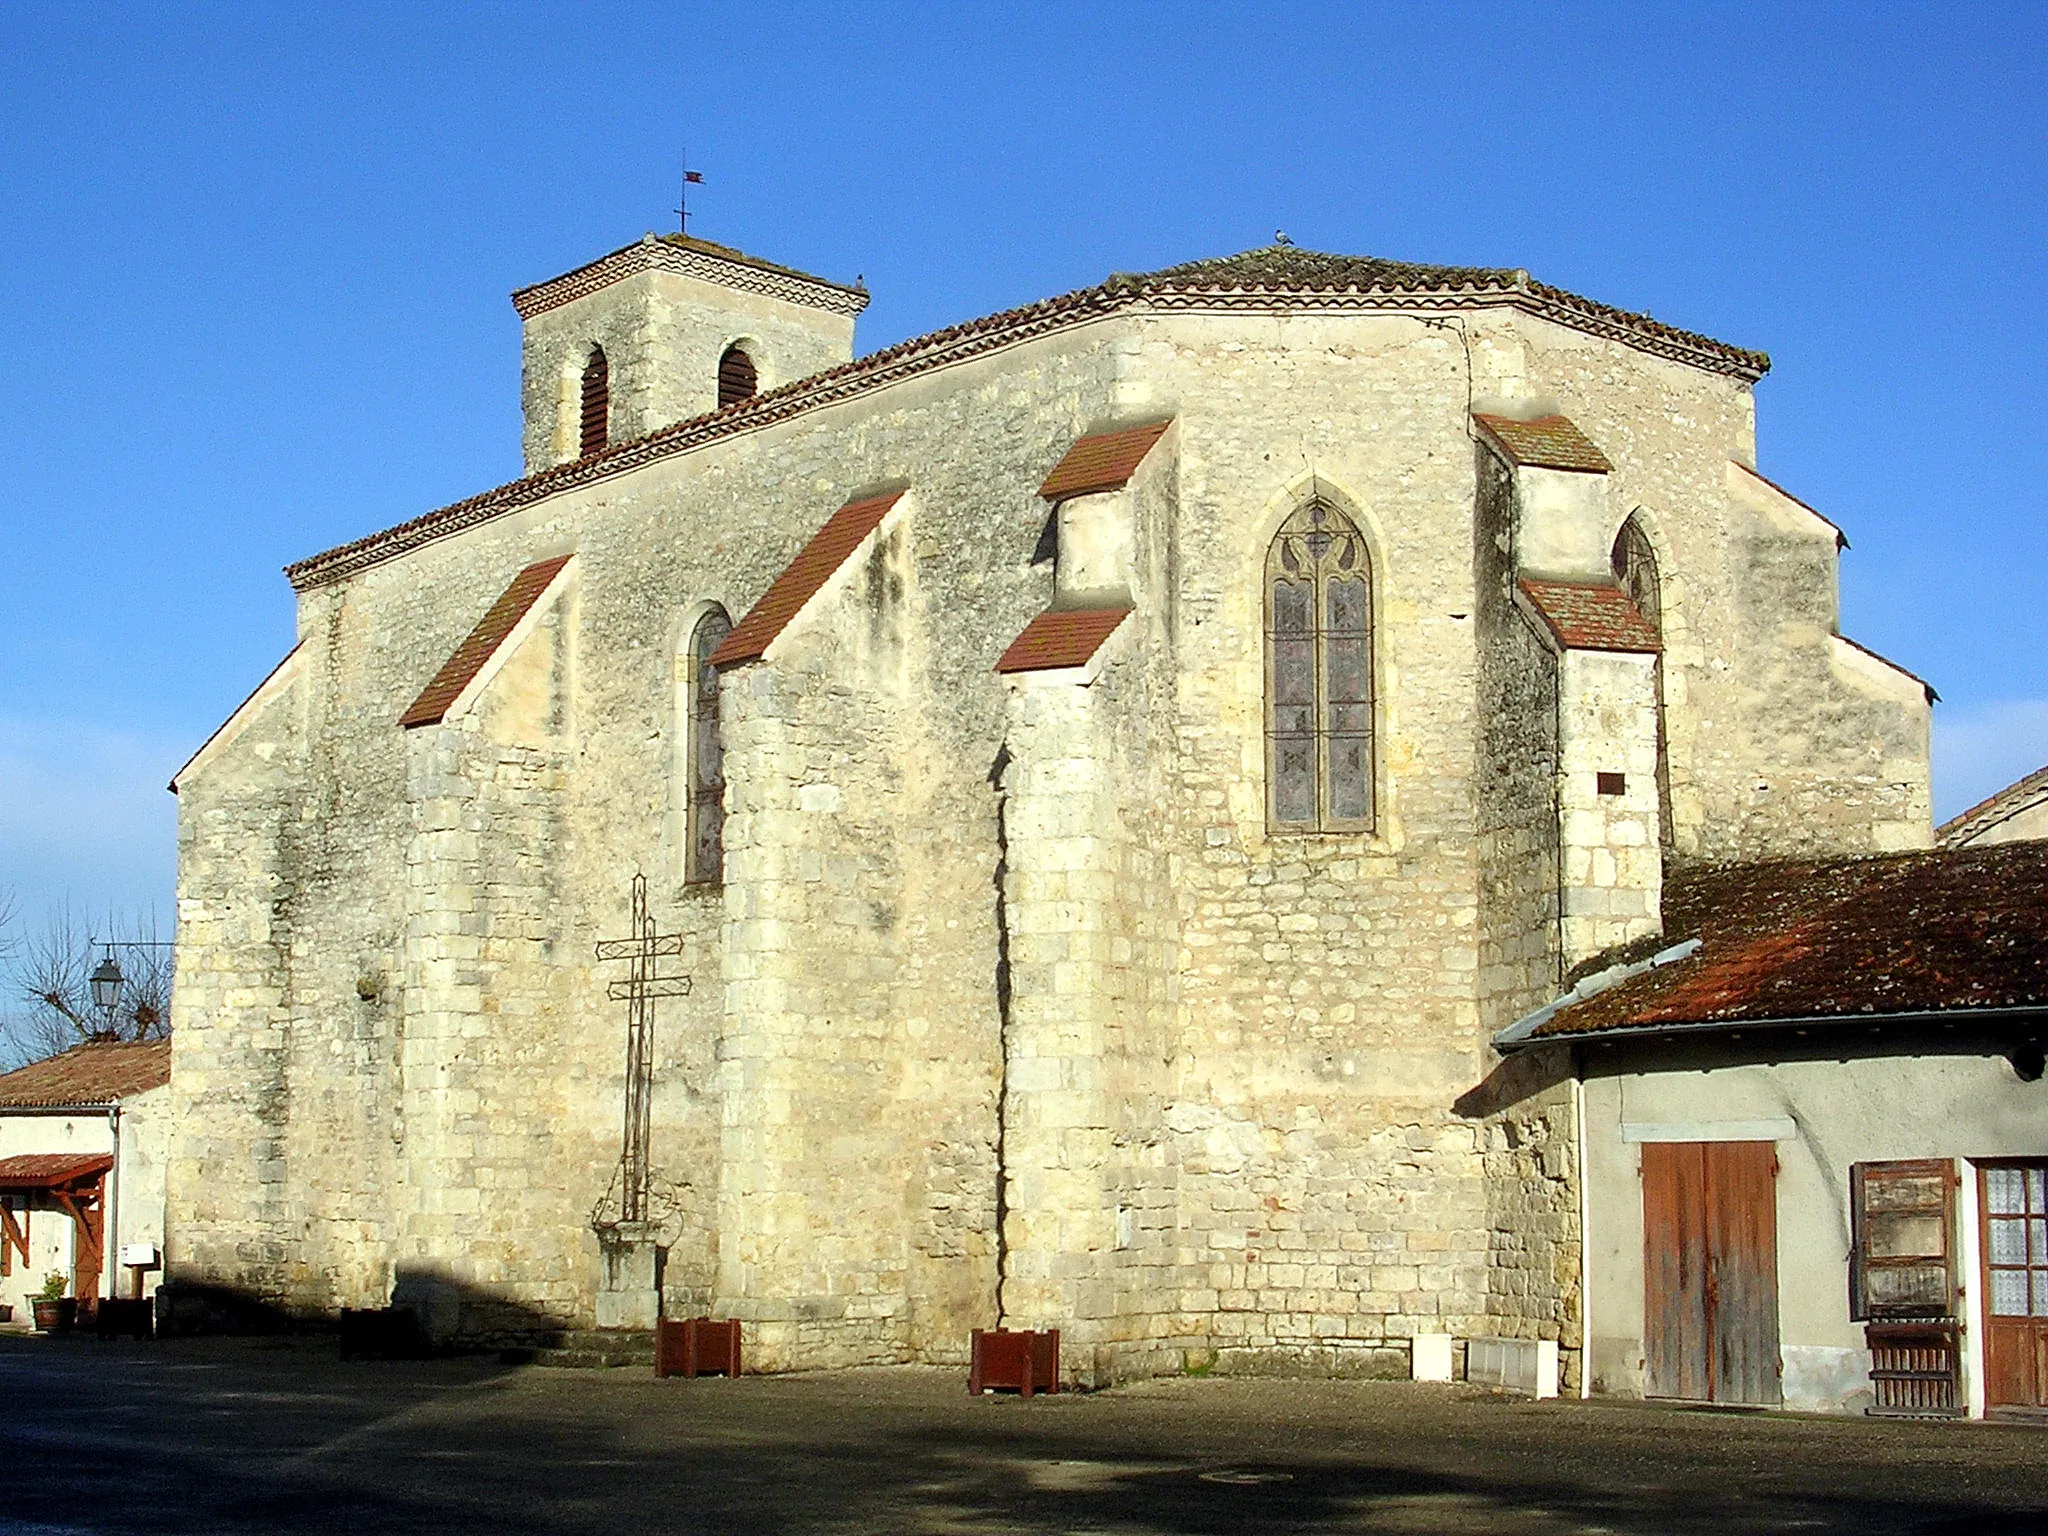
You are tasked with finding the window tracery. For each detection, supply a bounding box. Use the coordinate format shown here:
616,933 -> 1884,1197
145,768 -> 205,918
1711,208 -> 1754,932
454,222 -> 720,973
1265,502 -> 1374,831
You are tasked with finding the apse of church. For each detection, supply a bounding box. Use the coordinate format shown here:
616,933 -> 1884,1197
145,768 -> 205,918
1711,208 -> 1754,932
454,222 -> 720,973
167,232 -> 1932,1385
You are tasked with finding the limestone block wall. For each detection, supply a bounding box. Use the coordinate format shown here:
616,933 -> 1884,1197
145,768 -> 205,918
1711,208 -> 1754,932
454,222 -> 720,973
1143,312 -> 1502,1375
172,283 -> 1936,1374
718,501 -> 1010,1369
1555,650 -> 1663,968
168,647 -> 310,1299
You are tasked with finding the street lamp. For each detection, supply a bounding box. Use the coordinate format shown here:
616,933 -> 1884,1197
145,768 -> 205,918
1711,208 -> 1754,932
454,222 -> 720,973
89,952 -> 124,1017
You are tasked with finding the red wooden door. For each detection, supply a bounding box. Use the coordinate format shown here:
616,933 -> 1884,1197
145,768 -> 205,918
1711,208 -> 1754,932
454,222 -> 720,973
1642,1141 -> 1782,1405
1980,1162 -> 2048,1410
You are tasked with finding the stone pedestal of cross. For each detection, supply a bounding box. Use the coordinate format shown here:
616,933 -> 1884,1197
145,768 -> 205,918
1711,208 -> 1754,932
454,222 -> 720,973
591,872 -> 690,1330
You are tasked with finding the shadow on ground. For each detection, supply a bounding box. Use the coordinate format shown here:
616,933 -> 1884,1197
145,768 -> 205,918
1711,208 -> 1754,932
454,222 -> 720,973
3,1345 -> 2042,1534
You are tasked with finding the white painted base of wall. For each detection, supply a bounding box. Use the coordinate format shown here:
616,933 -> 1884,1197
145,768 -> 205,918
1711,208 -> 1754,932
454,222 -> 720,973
1467,1336 -> 1559,1399
1411,1333 -> 1455,1382
1782,1344 -> 1874,1414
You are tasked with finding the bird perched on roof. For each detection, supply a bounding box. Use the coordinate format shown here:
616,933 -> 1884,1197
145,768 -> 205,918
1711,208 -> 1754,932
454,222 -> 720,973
1273,229 -> 1294,246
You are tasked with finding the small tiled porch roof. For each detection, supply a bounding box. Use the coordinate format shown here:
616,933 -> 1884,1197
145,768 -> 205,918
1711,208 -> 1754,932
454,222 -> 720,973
0,1153 -> 113,1190
1508,841 -> 2048,1045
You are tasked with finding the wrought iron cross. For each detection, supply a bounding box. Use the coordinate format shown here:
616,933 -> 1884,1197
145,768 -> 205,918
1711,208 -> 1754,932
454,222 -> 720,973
594,873 -> 690,1224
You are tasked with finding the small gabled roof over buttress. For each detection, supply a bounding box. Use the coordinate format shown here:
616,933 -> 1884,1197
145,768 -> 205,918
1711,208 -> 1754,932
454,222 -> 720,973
400,556 -> 572,727
1038,421 -> 1173,501
1473,413 -> 1614,474
996,608 -> 1133,674
1518,580 -> 1660,653
710,492 -> 905,668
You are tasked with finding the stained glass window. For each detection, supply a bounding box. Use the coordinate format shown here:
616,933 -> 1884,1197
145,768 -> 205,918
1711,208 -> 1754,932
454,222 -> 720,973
686,607 -> 732,884
1265,503 -> 1373,831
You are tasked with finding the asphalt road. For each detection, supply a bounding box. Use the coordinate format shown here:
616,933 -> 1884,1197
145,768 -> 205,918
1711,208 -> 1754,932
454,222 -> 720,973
3,1334 -> 2044,1534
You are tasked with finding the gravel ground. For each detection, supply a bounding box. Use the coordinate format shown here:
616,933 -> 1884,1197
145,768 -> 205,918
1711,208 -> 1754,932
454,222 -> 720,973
3,1333 -> 2043,1534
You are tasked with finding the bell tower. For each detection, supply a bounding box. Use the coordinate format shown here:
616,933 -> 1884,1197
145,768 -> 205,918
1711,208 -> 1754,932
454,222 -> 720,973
512,233 -> 868,475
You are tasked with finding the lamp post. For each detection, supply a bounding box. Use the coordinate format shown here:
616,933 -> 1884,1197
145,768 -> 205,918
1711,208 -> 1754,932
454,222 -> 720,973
89,950 -> 124,1032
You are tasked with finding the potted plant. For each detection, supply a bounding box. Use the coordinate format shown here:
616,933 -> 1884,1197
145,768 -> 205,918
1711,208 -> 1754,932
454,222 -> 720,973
31,1273 -> 76,1333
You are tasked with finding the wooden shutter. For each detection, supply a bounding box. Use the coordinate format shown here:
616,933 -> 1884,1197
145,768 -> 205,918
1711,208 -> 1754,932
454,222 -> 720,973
718,345 -> 757,408
1850,1159 -> 1956,1321
579,349 -> 610,458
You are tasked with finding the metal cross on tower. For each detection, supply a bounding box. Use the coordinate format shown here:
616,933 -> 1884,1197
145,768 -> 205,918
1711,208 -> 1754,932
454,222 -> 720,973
594,873 -> 691,1224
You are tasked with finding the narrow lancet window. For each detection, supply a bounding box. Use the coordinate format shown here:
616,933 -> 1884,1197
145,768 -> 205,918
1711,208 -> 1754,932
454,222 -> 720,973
1612,512 -> 1672,845
717,345 -> 757,408
579,347 -> 610,458
1265,502 -> 1374,831
1612,514 -> 1660,635
686,607 -> 732,883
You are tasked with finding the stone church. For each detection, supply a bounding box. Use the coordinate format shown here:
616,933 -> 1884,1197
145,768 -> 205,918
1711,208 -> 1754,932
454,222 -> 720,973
167,229 -> 1931,1386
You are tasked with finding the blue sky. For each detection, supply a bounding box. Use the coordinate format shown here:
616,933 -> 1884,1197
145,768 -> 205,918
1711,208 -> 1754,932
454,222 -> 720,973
1,3 -> 2044,934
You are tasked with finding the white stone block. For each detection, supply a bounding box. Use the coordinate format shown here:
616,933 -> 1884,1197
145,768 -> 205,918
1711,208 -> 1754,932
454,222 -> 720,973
1411,1332 -> 1454,1382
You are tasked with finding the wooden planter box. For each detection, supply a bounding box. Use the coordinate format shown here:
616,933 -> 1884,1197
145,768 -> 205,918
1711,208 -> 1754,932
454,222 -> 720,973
95,1298 -> 153,1341
339,1306 -> 423,1361
656,1317 -> 741,1378
969,1328 -> 1059,1397
31,1297 -> 77,1334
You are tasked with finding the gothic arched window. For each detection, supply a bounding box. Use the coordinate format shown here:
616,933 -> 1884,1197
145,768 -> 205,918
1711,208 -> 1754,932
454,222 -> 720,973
1266,502 -> 1374,831
717,344 -> 757,408
1611,514 -> 1660,635
685,607 -> 732,883
579,347 -> 610,458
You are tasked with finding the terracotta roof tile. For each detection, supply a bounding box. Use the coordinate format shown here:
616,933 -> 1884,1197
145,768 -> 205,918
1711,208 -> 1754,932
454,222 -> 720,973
399,555 -> 572,728
1038,421 -> 1172,501
1518,580 -> 1660,653
710,492 -> 904,668
995,608 -> 1132,674
0,1152 -> 114,1189
1474,413 -> 1613,473
1526,842 -> 2048,1041
0,1040 -> 170,1108
1940,762 -> 2048,847
286,248 -> 1767,593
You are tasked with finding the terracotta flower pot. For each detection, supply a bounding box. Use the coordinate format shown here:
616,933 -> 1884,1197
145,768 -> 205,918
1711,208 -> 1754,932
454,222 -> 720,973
31,1297 -> 76,1333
